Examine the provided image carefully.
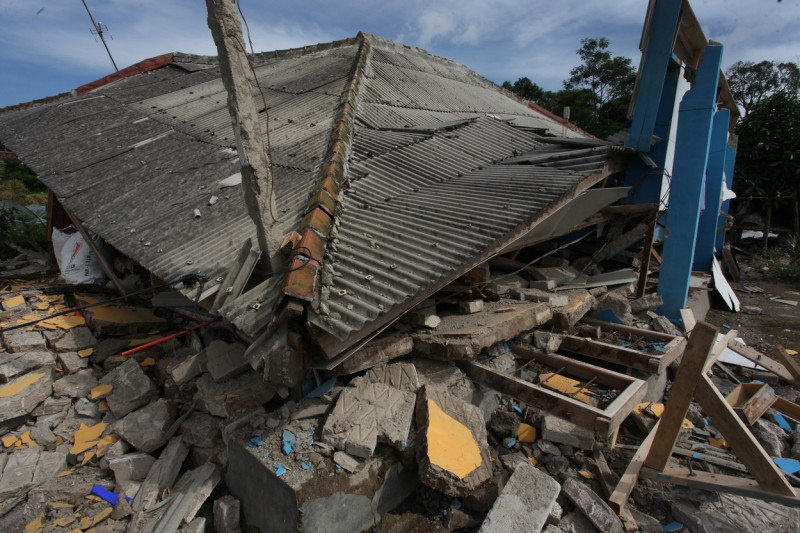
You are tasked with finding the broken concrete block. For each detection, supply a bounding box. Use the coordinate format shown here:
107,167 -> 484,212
205,340 -> 250,383
30,425 -> 58,450
595,292 -> 634,325
300,492 -> 375,533
371,462 -> 418,516
52,369 -> 98,398
531,266 -> 581,284
552,291 -> 594,331
533,331 -> 563,353
541,415 -> 594,450
31,396 -> 71,417
0,351 -> 55,383
74,397 -> 101,418
322,382 -> 415,458
333,333 -> 414,376
0,370 -> 52,422
169,350 -> 207,387
351,362 -> 421,392
753,419 -> 788,458
404,301 -> 441,329
460,299 -> 485,314
415,386 -> 492,497
108,453 -> 156,485
629,293 -> 663,314
0,447 -> 40,499
214,495 -> 241,533
181,412 -> 222,449
509,288 -> 569,307
1,329 -> 47,353
646,311 -> 683,337
100,357 -> 158,418
194,371 -> 276,419
51,326 -> 97,353
478,461 -> 560,533
530,279 -> 557,291
562,477 -> 624,533
132,436 -> 189,511
113,399 -> 176,453
56,351 -> 89,374
333,451 -> 361,473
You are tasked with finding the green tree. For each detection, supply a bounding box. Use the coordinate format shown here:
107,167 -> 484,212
726,60 -> 800,116
502,77 -> 546,102
734,92 -> 800,250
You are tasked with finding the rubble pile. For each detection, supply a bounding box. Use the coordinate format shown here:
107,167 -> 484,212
0,243 -> 799,533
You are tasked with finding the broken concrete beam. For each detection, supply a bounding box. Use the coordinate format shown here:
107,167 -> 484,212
205,340 -> 250,383
300,492 -> 375,533
533,331 -> 563,354
415,386 -> 492,497
214,495 -> 241,533
100,357 -> 158,418
0,351 -> 54,383
194,372 -> 276,419
459,299 -> 485,314
551,291 -> 594,331
51,326 -> 97,353
350,362 -> 420,392
0,370 -> 52,422
332,333 -> 415,376
113,399 -> 176,453
541,415 -> 595,450
530,266 -> 581,284
478,461 -> 560,533
562,477 -> 624,533
108,453 -> 157,485
131,436 -> 189,513
322,382 -> 415,458
414,301 -> 553,360
629,293 -> 663,314
52,369 -> 97,398
1,329 -> 47,353
509,288 -> 569,307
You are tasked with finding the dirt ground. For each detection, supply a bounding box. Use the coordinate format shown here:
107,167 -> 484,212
703,249 -> 800,353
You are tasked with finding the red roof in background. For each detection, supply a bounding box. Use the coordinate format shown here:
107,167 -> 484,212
77,53 -> 174,96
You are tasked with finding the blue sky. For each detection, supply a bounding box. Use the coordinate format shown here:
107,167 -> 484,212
1,0 -> 799,108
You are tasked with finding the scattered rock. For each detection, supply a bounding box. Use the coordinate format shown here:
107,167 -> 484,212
113,399 -> 176,453
100,357 -> 158,418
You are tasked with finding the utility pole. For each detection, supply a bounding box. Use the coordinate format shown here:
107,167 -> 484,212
205,0 -> 284,274
80,0 -> 118,72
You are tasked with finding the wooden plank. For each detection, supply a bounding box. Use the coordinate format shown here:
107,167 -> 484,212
510,344 -> 636,389
727,340 -> 798,384
581,318 -> 677,342
644,322 -> 718,471
560,335 -> 662,373
774,397 -> 800,423
602,378 -> 649,435
63,207 -> 126,297
773,345 -> 800,383
641,466 -> 800,508
593,449 -> 638,531
680,308 -> 697,333
694,374 -> 796,496
722,243 -> 741,282
671,447 -> 747,473
463,361 -> 607,433
609,420 -> 660,514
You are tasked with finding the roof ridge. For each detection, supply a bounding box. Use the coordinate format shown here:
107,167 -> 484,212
281,32 -> 372,303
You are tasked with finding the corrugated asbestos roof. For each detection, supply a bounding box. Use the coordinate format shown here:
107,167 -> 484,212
0,33 -> 630,362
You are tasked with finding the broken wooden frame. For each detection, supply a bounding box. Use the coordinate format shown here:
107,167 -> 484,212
608,321 -> 800,515
463,344 -> 647,437
559,318 -> 686,373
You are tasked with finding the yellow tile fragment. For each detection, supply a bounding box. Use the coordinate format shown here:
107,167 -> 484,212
34,302 -> 50,311
81,450 -> 95,466
53,516 -> 76,527
2,434 -> 19,448
55,436 -> 64,446
43,315 -> 85,329
88,506 -> 112,527
787,349 -> 798,356
139,357 -> 156,368
528,456 -> 538,466
578,469 -> 593,479
23,511 -> 44,532
649,403 -> 665,418
538,373 -> 592,404
90,384 -> 113,400
95,434 -> 118,456
426,399 -> 482,480
49,502 -> 74,508
78,348 -> 94,358
708,436 -> 727,447
6,295 -> 25,309
19,430 -> 36,447
56,468 -> 76,478
636,402 -> 693,429
70,422 -> 108,455
517,423 -> 537,443
0,372 -> 46,398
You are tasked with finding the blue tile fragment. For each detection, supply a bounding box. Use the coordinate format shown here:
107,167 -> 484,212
775,413 -> 792,432
249,436 -> 263,447
507,438 -> 517,448
512,405 -> 522,414
274,465 -> 287,476
308,377 -> 336,398
774,457 -> 800,475
663,523 -> 683,532
282,429 -> 297,454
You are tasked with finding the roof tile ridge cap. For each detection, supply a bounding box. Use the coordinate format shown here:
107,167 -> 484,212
281,33 -> 372,303
76,53 -> 175,96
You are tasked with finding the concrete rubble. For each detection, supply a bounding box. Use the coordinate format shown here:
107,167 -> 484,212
1,237 -> 800,533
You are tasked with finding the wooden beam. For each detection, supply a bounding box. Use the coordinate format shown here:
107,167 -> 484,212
641,466 -> 800,508
680,308 -> 696,333
581,318 -> 678,342
63,207 -> 126,297
772,345 -> 800,383
644,322 -> 718,471
609,420 -> 660,514
511,344 -> 636,389
593,449 -> 638,532
774,397 -> 800,423
694,374 -> 796,496
727,340 -> 798,384
703,328 -> 739,374
560,335 -> 666,373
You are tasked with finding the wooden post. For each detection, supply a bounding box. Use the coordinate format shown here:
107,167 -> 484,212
63,207 -> 127,297
773,345 -> 800,383
205,0 -> 283,274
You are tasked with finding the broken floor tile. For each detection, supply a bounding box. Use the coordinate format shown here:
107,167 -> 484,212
415,386 -> 492,497
351,362 -> 421,393
112,399 -> 176,453
562,477 -> 624,533
551,290 -> 594,331
477,461 -> 560,533
322,382 -> 415,458
0,370 -> 53,423
100,357 -> 158,418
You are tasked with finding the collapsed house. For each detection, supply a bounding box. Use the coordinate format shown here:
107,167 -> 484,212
4,1 -> 799,532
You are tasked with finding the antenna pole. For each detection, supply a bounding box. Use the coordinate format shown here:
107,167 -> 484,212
81,0 -> 118,72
